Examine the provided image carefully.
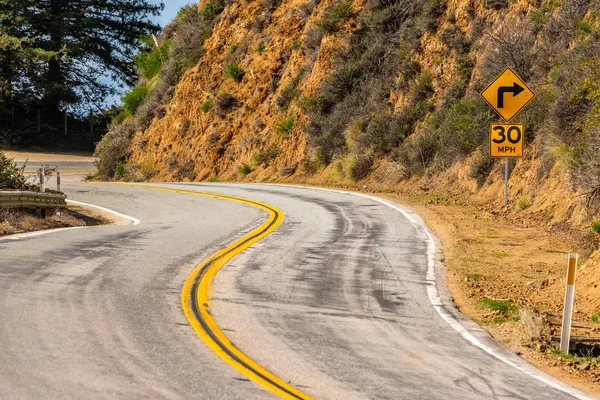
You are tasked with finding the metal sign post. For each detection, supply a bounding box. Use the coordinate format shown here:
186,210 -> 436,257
481,68 -> 534,207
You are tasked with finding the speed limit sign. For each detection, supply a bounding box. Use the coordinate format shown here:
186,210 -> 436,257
489,123 -> 523,158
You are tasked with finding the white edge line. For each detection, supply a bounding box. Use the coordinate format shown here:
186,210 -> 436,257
67,199 -> 141,226
273,184 -> 593,400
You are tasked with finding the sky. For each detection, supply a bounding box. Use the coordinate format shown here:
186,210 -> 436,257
105,1 -> 195,107
152,1 -> 196,27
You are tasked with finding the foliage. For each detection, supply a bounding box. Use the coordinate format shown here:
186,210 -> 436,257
134,39 -> 171,80
274,115 -> 295,136
318,1 -> 353,33
0,151 -> 27,189
121,85 -> 149,119
592,220 -> 600,235
255,42 -> 266,54
201,99 -> 214,113
95,1 -> 223,178
215,93 -> 236,110
238,163 -> 252,176
224,63 -> 245,82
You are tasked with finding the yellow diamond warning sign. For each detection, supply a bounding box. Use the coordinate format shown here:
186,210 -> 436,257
481,67 -> 535,122
490,123 -> 523,158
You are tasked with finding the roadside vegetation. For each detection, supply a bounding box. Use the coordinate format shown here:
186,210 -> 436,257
95,2 -> 226,179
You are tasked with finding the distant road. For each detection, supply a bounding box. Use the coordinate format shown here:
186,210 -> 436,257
2,150 -> 95,173
0,181 -> 591,399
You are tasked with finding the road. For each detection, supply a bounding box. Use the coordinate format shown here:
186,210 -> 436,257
0,177 -> 593,399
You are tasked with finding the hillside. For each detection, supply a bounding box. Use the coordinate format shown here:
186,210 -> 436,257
95,0 -> 600,392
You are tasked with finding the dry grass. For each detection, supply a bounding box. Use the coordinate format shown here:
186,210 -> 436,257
0,207 -> 106,237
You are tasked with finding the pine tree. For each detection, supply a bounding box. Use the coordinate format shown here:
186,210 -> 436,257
27,0 -> 164,114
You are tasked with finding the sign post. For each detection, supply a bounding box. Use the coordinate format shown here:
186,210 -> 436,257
481,67 -> 535,206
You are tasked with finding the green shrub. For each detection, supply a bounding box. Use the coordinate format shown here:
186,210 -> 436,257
229,44 -> 237,53
201,99 -> 214,113
224,63 -> 245,82
291,41 -> 301,50
318,1 -> 353,33
592,220 -> 600,234
202,0 -> 224,21
121,85 -> 150,118
0,152 -> 27,190
274,115 -> 295,135
134,39 -> 171,80
115,161 -> 125,178
255,41 -> 266,54
592,312 -> 600,323
238,163 -> 252,176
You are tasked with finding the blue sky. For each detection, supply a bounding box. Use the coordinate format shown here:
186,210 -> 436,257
152,1 -> 196,27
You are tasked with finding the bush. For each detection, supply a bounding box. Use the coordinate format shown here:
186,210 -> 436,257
202,0 -> 224,21
592,220 -> 600,234
224,63 -> 245,82
201,99 -> 214,113
238,163 -> 252,176
134,39 -> 171,80
0,152 -> 27,190
215,93 -> 236,110
255,41 -> 266,54
318,1 -> 353,33
274,115 -> 295,136
121,85 -> 149,118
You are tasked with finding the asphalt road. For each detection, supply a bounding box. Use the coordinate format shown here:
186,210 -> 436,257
0,179 -> 593,399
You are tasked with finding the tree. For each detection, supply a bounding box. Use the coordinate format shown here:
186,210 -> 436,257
14,0 -> 164,114
0,0 -> 51,112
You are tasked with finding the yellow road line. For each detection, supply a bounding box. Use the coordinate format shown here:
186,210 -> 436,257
114,184 -> 313,400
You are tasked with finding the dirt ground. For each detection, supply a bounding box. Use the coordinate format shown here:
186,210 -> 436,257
379,190 -> 600,397
0,205 -> 106,237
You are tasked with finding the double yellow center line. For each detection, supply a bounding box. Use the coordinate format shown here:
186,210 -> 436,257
117,184 -> 312,400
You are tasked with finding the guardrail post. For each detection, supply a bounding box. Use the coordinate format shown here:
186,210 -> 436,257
57,171 -> 61,192
39,167 -> 45,193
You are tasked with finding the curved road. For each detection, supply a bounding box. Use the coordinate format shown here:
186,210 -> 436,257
0,179 -> 592,399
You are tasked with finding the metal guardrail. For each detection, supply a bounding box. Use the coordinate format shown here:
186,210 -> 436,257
0,191 -> 67,209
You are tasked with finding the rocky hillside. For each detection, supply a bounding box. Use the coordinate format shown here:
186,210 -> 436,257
95,0 -> 600,238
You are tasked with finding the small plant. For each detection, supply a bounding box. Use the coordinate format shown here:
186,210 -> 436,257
291,41 -> 301,50
0,151 -> 27,189
201,99 -> 214,113
517,196 -> 531,211
201,0 -> 224,21
274,115 -> 295,135
215,93 -> 236,110
121,85 -> 149,118
318,0 -> 352,33
490,251 -> 509,258
224,62 -> 245,82
228,44 -> 237,53
208,175 -> 219,182
592,312 -> 600,323
480,298 -> 514,314
466,273 -> 483,280
592,220 -> 600,234
255,41 -> 266,54
115,161 -> 125,178
238,163 -> 252,176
